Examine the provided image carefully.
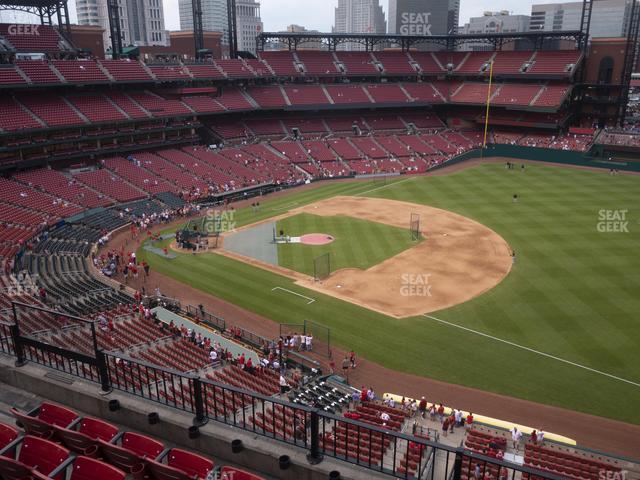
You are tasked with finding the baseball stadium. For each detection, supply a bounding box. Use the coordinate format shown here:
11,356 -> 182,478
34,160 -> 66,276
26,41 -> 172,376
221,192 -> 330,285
0,0 -> 639,479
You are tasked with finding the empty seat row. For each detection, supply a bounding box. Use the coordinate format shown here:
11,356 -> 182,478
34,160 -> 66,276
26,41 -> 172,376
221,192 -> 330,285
4,402 -> 265,480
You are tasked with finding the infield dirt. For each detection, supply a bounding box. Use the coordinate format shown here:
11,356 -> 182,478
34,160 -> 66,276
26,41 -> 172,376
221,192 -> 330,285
216,196 -> 513,318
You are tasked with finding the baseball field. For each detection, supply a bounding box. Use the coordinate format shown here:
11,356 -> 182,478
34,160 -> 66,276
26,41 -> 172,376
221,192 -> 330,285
138,162 -> 640,425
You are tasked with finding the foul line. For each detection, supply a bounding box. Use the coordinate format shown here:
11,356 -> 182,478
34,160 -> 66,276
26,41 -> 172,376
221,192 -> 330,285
272,287 -> 315,304
356,177 -> 414,197
270,202 -> 299,212
422,314 -> 640,389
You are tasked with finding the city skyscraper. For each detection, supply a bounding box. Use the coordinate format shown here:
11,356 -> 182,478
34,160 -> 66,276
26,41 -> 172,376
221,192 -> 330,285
334,0 -> 386,50
179,0 -> 228,46
179,0 -> 262,54
235,0 -> 263,54
529,0 -> 634,38
76,0 -> 167,52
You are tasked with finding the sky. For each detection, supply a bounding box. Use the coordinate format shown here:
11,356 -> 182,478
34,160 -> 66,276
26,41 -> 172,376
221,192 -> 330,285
160,0 -> 534,32
0,0 -> 535,33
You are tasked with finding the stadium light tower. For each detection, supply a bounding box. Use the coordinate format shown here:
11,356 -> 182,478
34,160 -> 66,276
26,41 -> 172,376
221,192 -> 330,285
106,0 -> 122,58
0,0 -> 71,40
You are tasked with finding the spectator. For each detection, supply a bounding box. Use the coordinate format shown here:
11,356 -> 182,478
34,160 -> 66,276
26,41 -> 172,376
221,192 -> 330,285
341,356 -> 350,381
380,411 -> 390,427
429,404 -> 436,422
245,357 -> 254,374
511,426 -> 523,452
418,397 -> 427,418
442,416 -> 450,437
38,286 -> 47,304
98,313 -> 108,331
366,387 -> 375,401
455,408 -> 463,427
466,412 -> 474,430
360,386 -> 368,403
279,374 -> 289,394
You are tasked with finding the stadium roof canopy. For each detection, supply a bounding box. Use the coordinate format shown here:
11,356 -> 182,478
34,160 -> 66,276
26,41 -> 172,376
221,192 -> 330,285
257,30 -> 586,52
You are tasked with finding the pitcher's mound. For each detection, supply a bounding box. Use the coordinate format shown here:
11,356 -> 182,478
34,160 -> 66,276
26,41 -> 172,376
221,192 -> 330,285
300,233 -> 334,245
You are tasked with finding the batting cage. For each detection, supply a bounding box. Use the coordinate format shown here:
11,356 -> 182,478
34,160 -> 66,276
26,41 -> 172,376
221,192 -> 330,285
410,213 -> 421,241
313,252 -> 331,281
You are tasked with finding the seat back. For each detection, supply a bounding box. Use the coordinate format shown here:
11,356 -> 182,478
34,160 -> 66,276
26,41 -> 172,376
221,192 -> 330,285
167,448 -> 214,479
71,456 -> 126,480
37,403 -> 78,428
0,422 -> 20,457
0,456 -> 34,480
53,425 -> 96,454
121,432 -> 164,458
78,417 -> 119,442
10,408 -> 54,439
17,435 -> 70,479
220,466 -> 265,480
97,439 -> 144,474
146,459 -> 190,480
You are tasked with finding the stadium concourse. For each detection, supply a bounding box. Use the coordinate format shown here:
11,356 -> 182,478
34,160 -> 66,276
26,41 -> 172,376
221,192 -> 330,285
1,21 -> 640,480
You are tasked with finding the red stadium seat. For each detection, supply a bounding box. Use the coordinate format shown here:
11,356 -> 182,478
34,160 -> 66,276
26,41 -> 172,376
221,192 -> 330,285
96,439 -> 146,477
36,403 -> 79,427
52,426 -> 97,456
53,417 -> 118,455
120,431 -> 164,459
0,435 -> 71,480
70,456 -> 126,480
79,417 -> 119,442
0,422 -> 19,452
10,409 -> 53,439
147,448 -> 214,480
11,403 -> 78,439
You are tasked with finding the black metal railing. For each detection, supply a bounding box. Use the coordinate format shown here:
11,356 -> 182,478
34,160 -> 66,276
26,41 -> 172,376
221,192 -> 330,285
184,304 -> 226,331
1,301 -> 572,480
103,351 -> 197,414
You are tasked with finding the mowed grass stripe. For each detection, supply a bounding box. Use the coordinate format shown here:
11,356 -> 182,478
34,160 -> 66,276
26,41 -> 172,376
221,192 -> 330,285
275,213 -> 418,276
140,163 -> 640,424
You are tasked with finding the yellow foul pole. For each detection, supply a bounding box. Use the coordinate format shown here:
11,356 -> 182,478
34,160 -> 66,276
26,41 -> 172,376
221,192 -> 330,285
482,60 -> 494,150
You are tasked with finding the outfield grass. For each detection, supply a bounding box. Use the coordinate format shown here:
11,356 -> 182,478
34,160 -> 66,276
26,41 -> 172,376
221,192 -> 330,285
276,213 -> 419,276
139,164 -> 640,424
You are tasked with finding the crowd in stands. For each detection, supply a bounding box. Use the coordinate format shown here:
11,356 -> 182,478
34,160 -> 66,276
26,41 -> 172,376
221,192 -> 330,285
490,131 -> 594,152
597,129 -> 640,147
